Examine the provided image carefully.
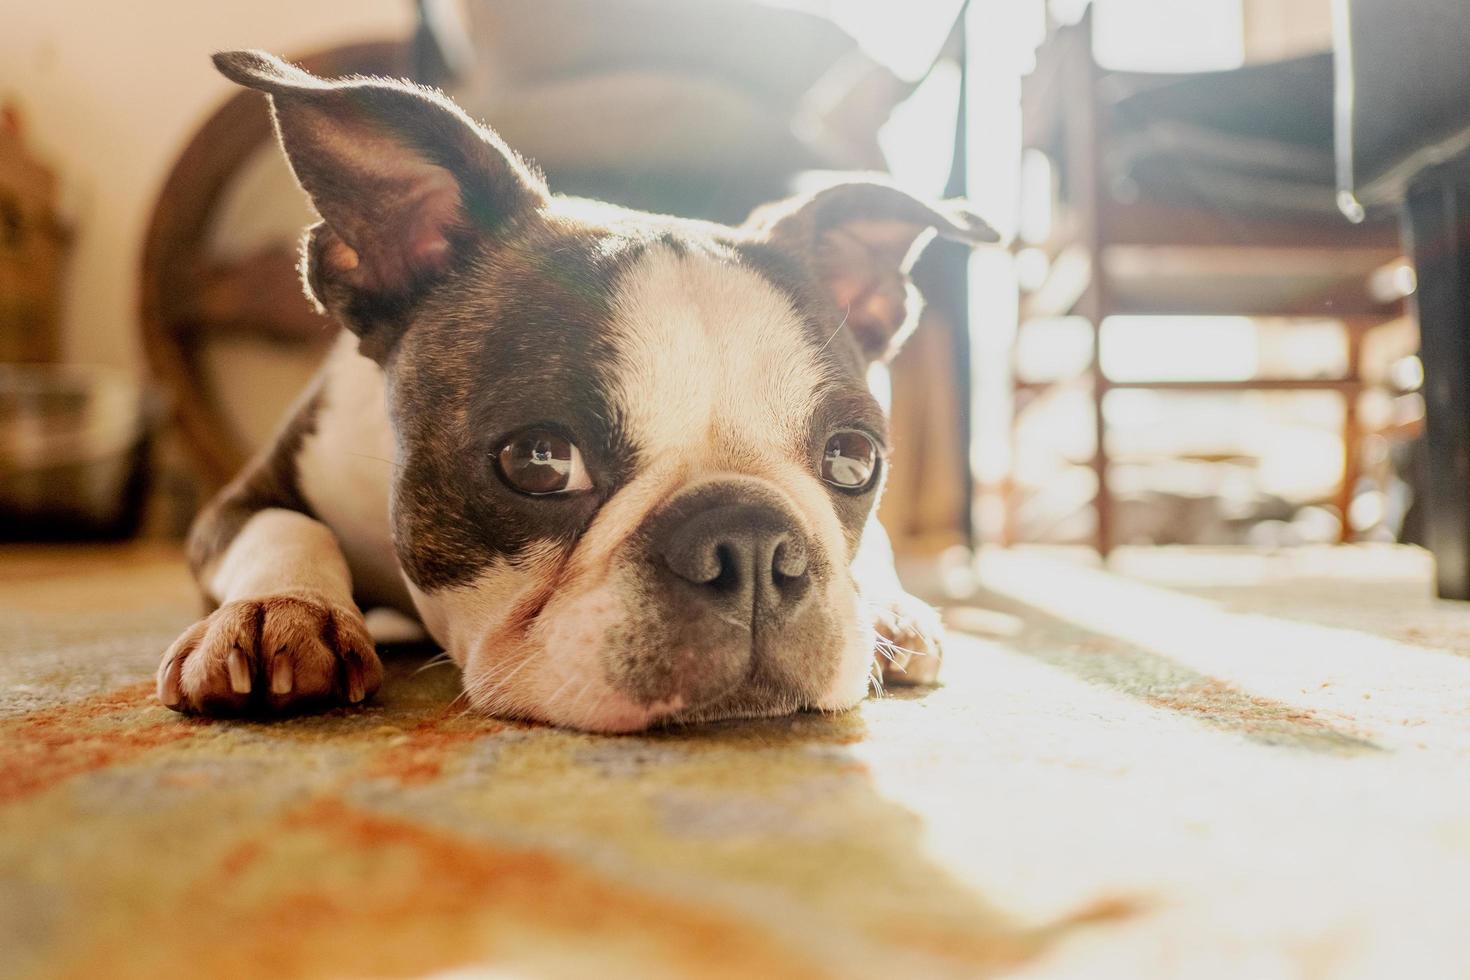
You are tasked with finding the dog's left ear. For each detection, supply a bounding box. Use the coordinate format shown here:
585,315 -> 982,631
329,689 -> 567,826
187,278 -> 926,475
746,180 -> 998,361
213,50 -> 549,360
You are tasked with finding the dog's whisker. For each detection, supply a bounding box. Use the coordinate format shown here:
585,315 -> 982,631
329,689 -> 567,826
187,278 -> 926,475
486,652 -> 540,695
344,451 -> 403,469
412,652 -> 456,676
873,635 -> 930,659
544,670 -> 580,708
465,645 -> 548,720
445,689 -> 478,719
816,304 -> 852,354
868,660 -> 886,697
566,676 -> 600,725
468,650 -> 535,690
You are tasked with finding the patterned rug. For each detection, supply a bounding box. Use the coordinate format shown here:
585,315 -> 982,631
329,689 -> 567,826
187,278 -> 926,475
4,544 -> 1469,979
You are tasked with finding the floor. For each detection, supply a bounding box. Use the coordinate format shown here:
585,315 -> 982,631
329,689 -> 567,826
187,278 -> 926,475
3,544 -> 1469,979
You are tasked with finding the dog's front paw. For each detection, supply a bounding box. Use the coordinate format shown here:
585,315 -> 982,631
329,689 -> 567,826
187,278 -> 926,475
872,592 -> 944,687
157,593 -> 382,715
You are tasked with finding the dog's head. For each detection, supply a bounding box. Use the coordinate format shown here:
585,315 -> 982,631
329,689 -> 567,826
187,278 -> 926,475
217,51 -> 996,731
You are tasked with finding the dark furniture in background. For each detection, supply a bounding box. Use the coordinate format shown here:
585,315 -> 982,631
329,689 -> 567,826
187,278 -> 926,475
0,106 -> 70,363
1014,9 -> 1404,556
1337,0 -> 1470,600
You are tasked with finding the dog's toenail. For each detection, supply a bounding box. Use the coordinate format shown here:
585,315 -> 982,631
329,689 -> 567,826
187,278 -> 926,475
271,656 -> 293,695
227,649 -> 252,694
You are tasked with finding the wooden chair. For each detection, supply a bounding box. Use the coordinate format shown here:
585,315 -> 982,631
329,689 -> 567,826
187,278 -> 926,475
1010,9 -> 1405,555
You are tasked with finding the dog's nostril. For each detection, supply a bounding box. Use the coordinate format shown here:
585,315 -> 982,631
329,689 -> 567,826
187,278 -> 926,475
658,503 -> 814,617
709,544 -> 742,593
771,538 -> 808,581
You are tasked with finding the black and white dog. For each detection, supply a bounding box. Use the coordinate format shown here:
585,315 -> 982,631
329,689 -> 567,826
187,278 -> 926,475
158,51 -> 997,732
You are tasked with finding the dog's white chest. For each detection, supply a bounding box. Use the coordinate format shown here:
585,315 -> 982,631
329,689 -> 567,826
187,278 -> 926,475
296,333 -> 409,610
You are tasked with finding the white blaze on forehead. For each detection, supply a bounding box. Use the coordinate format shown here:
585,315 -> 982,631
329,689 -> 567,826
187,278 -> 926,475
606,246 -> 824,463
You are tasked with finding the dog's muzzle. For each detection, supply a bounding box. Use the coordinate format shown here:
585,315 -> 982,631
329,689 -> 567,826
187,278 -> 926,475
614,479 -> 827,712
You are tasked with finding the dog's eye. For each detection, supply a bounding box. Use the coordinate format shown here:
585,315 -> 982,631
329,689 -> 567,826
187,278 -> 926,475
821,430 -> 879,491
496,430 -> 592,495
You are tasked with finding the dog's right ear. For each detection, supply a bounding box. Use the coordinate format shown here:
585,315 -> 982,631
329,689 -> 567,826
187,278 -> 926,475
744,179 -> 998,362
214,50 -> 548,359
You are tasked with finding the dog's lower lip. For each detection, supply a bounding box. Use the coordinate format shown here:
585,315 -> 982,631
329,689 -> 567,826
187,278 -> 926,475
650,655 -> 761,720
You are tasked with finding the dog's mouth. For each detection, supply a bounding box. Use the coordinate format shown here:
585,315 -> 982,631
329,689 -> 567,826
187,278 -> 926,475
467,606 -> 869,733
516,676 -> 815,734
651,686 -> 816,730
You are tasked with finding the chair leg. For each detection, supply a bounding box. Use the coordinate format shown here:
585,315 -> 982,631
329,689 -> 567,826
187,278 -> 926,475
1404,178 -> 1470,599
1338,392 -> 1360,544
1088,314 -> 1112,558
1338,327 -> 1363,544
1004,386 -> 1019,549
1092,388 -> 1111,556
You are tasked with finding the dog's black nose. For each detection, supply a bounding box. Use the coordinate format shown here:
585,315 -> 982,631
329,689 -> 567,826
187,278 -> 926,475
658,503 -> 812,622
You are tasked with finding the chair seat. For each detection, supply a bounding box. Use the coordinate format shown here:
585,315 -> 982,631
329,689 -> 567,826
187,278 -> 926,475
1339,0 -> 1470,208
1105,52 -> 1341,219
1102,243 -> 1401,317
1024,240 -> 1402,320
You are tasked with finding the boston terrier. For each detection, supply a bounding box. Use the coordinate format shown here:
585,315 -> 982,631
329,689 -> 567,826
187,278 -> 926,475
157,51 -> 997,732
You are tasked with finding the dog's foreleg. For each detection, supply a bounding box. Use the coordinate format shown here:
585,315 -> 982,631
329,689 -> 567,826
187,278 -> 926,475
157,398 -> 382,715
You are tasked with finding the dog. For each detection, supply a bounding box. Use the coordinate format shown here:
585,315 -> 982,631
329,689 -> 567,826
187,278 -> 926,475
156,50 -> 997,732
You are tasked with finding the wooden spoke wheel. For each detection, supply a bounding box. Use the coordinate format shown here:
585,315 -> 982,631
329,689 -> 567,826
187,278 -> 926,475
139,41 -> 416,489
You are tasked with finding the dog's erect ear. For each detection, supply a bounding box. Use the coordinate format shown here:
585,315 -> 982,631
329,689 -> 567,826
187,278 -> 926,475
213,50 -> 548,358
746,180 -> 998,361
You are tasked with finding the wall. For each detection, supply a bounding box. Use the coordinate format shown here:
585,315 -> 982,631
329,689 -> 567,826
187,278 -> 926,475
1241,0 -> 1334,62
0,0 -> 412,373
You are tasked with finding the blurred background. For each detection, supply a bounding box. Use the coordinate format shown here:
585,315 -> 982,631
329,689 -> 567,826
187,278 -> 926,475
1,0 -> 1462,590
